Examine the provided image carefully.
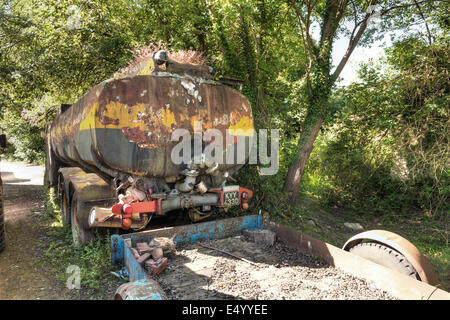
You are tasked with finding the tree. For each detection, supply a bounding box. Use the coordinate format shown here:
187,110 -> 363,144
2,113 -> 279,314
316,34 -> 449,218
0,0 -> 143,160
282,0 -> 447,205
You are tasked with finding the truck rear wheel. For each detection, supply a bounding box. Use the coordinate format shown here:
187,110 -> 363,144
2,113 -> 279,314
60,191 -> 71,227
349,242 -> 420,280
58,176 -> 71,227
71,192 -> 94,246
0,176 -> 5,253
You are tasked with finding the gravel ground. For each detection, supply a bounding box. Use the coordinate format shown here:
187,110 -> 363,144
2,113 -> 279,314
156,236 -> 397,300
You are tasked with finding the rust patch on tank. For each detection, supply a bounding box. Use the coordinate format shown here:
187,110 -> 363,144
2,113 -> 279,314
122,127 -> 148,145
100,114 -> 120,126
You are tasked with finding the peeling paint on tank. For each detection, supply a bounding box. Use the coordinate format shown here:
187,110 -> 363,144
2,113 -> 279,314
181,80 -> 195,92
136,59 -> 155,76
228,116 -> 254,136
160,104 -> 177,129
122,127 -> 147,144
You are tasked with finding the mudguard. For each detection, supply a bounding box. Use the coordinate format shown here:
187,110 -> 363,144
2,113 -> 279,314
343,229 -> 438,285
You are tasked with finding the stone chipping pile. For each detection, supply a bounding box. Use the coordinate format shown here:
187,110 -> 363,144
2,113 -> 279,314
154,231 -> 398,300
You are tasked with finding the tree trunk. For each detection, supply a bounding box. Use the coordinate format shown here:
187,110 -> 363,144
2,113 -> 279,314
283,114 -> 323,205
283,19 -> 333,206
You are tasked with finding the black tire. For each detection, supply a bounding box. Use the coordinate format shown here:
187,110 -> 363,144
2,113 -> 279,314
0,175 -> 5,253
349,242 -> 420,280
58,176 -> 71,227
71,192 -> 94,246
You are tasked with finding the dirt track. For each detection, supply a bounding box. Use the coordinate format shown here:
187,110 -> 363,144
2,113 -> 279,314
0,161 -> 76,299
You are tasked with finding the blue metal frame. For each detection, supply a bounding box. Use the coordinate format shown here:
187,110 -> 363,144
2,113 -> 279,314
110,234 -> 124,266
111,214 -> 263,295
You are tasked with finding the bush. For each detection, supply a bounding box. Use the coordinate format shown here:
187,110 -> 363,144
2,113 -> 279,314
297,37 -> 449,220
0,110 -> 45,164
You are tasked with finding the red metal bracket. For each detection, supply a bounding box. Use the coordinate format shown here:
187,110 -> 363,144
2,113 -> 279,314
130,201 -> 157,214
239,186 -> 253,210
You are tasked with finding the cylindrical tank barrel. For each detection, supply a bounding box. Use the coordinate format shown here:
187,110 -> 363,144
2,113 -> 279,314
47,59 -> 254,181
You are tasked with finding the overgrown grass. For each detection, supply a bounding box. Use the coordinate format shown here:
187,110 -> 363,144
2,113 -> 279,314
401,217 -> 449,291
37,187 -> 119,294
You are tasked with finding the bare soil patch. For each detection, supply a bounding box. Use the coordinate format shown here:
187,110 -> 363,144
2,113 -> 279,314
0,161 -> 120,300
0,162 -> 71,299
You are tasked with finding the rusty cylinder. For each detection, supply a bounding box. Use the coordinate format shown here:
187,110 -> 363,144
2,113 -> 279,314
46,57 -> 254,184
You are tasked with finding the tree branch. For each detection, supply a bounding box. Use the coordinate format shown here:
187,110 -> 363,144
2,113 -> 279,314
320,0 -> 349,46
413,0 -> 433,45
290,0 -> 314,93
379,0 -> 447,17
331,0 -> 378,82
258,4 -> 292,63
291,0 -> 314,64
331,0 -> 445,82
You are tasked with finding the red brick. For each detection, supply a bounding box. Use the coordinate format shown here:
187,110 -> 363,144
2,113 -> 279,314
136,243 -> 152,255
144,257 -> 168,276
136,252 -> 151,265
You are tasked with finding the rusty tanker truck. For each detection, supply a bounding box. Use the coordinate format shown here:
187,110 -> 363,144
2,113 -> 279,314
44,52 -> 254,245
43,51 -> 443,291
